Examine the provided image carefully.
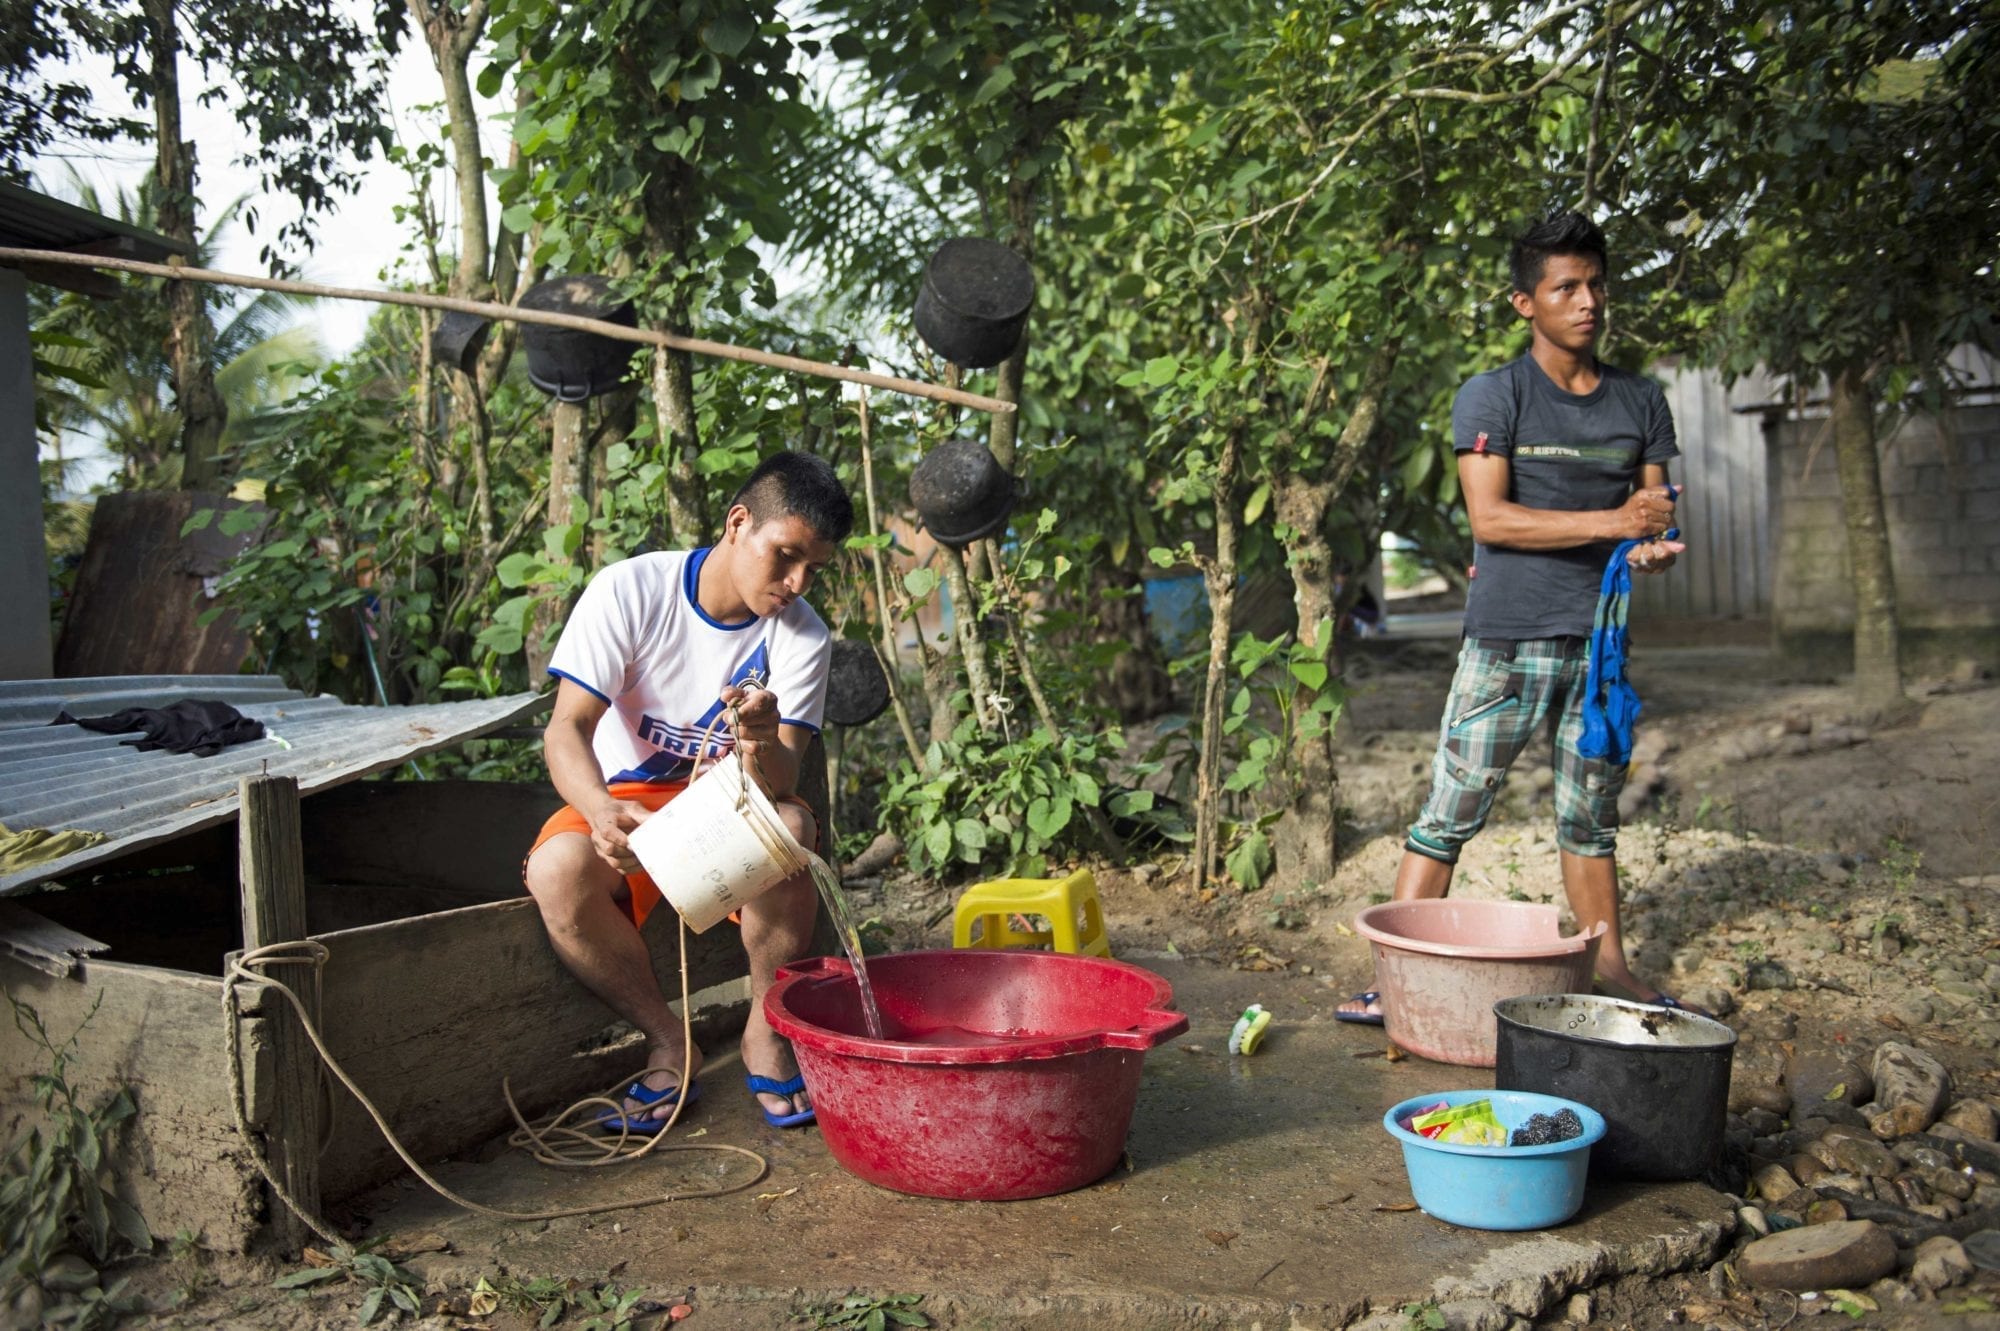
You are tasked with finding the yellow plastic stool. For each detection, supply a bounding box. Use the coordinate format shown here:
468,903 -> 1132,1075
951,868 -> 1112,957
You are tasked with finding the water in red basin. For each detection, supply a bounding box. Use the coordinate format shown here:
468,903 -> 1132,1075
763,950 -> 1188,1200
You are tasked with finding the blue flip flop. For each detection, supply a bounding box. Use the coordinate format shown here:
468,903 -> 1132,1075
1335,990 -> 1386,1026
596,1078 -> 699,1134
746,1073 -> 816,1129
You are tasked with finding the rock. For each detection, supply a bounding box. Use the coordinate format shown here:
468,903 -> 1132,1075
1805,1198 -> 1850,1225
1871,1042 -> 1951,1135
1866,1276 -> 1917,1307
1920,1166 -> 1975,1201
1738,1220 -> 1899,1291
1743,1107 -> 1785,1138
1894,1141 -> 1958,1171
1830,1136 -> 1900,1179
1819,1189 -> 1949,1247
1872,932 -> 1903,963
1941,1099 -> 2000,1141
1803,1101 -> 1870,1130
1786,1050 -> 1873,1112
1884,994 -> 1929,1031
1888,1173 -> 1930,1209
1920,1126 -> 2000,1174
1742,1008 -> 1798,1041
1907,1235 -> 1974,1292
1746,960 -> 1795,990
1814,851 -> 1850,883
1738,1205 -> 1771,1238
1791,1155 -> 1831,1186
1731,1044 -> 1793,1115
1964,1229 -> 2000,1272
1683,984 -> 1734,1017
1564,1292 -> 1592,1324
1936,978 -> 1991,1003
1754,1163 -> 1804,1203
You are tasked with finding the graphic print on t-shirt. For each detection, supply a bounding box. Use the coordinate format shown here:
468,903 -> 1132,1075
613,645 -> 773,783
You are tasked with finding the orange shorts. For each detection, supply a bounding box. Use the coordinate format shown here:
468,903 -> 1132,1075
524,780 -> 817,931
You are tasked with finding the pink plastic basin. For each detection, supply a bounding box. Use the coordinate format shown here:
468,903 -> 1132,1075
1354,900 -> 1603,1067
763,950 -> 1187,1200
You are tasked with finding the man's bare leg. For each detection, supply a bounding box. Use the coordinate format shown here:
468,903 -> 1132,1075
525,833 -> 701,1118
737,802 -> 820,1119
1336,850 -> 1456,1019
1558,850 -> 1656,1001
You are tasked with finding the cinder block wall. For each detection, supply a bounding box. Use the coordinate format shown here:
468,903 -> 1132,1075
1770,402 -> 2000,673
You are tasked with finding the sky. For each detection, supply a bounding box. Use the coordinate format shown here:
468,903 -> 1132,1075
32,4 -> 510,357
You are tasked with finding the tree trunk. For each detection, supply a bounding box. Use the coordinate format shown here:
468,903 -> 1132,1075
148,0 -> 227,491
1192,426 -> 1243,893
528,402 -> 588,676
1269,341 -> 1398,887
1829,365 -> 1903,706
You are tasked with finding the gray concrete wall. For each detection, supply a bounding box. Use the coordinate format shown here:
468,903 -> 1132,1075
1770,401 -> 2000,671
0,268 -> 53,679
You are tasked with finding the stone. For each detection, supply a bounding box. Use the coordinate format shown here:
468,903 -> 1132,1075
1747,960 -> 1795,990
1963,1229 -> 2000,1273
1743,1009 -> 1798,1041
1743,1107 -> 1785,1138
1805,1198 -> 1850,1225
1888,995 -> 1933,1029
1867,1277 -> 1916,1307
1829,1137 -> 1900,1179
1906,1235 -> 1974,1292
1786,1050 -> 1873,1112
1888,1173 -> 1930,1209
1872,1042 -> 1952,1134
1936,978 -> 1991,1003
1738,1205 -> 1772,1238
1564,1292 -> 1592,1324
1754,1163 -> 1804,1203
1919,1165 -> 1976,1201
1791,1155 -> 1831,1186
1683,984 -> 1734,1017
1738,1220 -> 1899,1291
1941,1099 -> 2000,1141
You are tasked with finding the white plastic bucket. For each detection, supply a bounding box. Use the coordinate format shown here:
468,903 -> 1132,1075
626,752 -> 808,933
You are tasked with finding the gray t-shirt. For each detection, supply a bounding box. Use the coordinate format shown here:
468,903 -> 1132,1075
1453,355 -> 1679,639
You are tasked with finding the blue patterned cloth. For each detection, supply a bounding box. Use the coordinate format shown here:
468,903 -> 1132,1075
1577,528 -> 1678,765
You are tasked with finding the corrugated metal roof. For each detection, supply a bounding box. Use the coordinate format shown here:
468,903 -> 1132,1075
0,676 -> 548,897
0,180 -> 187,261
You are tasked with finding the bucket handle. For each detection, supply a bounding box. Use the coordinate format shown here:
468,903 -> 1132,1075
1099,1008 -> 1190,1051
775,955 -> 855,983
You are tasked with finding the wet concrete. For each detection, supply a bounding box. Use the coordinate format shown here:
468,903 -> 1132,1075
358,959 -> 1732,1328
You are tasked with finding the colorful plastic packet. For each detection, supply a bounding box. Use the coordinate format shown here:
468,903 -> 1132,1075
1406,1098 -> 1508,1146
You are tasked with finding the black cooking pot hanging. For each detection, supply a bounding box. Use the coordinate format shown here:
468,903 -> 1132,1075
824,640 -> 892,728
430,310 -> 492,376
909,438 -> 1022,548
913,238 -> 1034,369
519,275 -> 640,402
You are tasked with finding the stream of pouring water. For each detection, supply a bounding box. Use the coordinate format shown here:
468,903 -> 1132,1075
805,853 -> 884,1039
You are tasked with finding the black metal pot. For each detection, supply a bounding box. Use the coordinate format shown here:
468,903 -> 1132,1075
1493,994 -> 1736,1181
519,275 -> 639,401
824,640 -> 891,728
909,438 -> 1021,547
913,237 -> 1034,369
431,310 -> 492,376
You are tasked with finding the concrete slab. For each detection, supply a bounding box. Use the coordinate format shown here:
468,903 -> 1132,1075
354,959 -> 1731,1329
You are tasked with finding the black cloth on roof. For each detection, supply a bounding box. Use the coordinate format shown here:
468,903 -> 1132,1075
53,700 -> 266,758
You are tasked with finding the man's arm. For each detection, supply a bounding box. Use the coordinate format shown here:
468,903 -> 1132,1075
1458,452 -> 1678,551
544,678 -> 650,874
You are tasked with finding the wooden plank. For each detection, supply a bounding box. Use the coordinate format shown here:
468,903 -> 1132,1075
298,780 -> 564,896
238,775 -> 320,1251
308,897 -> 754,1198
0,900 -> 108,976
0,958 -> 263,1252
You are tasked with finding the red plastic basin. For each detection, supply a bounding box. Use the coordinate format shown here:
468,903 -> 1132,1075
763,950 -> 1188,1200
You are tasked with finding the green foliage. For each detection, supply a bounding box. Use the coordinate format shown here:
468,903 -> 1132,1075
804,1291 -> 929,1330
1400,1302 -> 1447,1331
0,993 -> 151,1330
275,1239 -> 422,1327
880,725 -> 1122,880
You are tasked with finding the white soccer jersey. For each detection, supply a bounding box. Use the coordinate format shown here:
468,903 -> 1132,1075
546,549 -> 832,784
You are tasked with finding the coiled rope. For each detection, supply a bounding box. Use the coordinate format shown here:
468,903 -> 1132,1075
219,702 -> 808,1241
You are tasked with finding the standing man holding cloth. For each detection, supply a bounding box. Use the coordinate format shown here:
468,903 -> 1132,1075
524,452 -> 852,1129
1340,211 -> 1691,1024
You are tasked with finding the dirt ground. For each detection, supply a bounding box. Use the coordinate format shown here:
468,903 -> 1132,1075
96,637 -> 2000,1329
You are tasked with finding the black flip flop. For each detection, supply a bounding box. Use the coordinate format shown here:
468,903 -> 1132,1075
1335,990 -> 1385,1026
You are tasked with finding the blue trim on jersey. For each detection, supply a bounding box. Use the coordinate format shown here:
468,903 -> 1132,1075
609,751 -> 698,784
684,547 -> 757,631
779,717 -> 822,735
546,667 -> 610,704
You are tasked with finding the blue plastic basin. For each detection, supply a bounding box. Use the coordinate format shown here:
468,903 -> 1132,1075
1382,1089 -> 1606,1230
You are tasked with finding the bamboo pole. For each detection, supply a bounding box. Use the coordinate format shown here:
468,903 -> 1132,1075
0,246 -> 1016,416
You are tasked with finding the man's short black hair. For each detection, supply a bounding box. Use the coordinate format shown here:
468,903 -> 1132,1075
1510,210 -> 1608,295
732,451 -> 854,545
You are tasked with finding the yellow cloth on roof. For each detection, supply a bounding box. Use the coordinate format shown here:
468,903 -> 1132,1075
0,821 -> 110,874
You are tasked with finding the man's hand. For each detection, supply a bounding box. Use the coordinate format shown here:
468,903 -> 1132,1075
720,685 -> 783,793
1625,538 -> 1686,575
1613,485 -> 1678,540
583,794 -> 653,875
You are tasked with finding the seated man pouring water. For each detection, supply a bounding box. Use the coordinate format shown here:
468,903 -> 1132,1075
524,452 -> 852,1130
